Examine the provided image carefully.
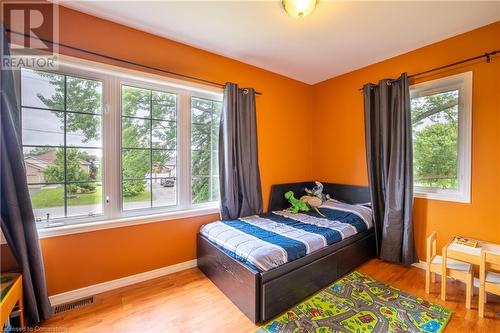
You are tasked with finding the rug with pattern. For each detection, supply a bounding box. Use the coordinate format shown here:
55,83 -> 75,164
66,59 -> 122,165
255,271 -> 451,333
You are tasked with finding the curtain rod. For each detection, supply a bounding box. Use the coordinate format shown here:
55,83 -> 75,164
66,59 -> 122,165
358,49 -> 499,92
6,29 -> 262,95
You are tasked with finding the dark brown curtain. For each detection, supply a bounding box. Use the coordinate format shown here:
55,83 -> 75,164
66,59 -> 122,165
219,83 -> 262,220
0,25 -> 52,324
363,73 -> 417,265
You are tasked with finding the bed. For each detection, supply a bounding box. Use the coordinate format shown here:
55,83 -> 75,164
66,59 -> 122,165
197,182 -> 376,323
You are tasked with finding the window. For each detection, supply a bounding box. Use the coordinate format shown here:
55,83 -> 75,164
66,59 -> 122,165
191,97 -> 222,204
410,72 -> 472,203
17,57 -> 222,230
21,69 -> 104,224
121,85 -> 178,210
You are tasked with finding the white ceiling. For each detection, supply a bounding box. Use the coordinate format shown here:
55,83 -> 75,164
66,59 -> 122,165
61,1 -> 500,84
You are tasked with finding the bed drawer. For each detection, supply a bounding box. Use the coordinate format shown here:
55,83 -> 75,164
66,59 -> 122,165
260,251 -> 339,321
260,232 -> 376,322
337,232 -> 376,276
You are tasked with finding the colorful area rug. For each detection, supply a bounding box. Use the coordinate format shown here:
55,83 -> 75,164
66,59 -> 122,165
255,271 -> 451,333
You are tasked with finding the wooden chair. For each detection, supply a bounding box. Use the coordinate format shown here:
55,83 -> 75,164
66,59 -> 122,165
441,240 -> 474,309
425,232 -> 473,309
478,251 -> 500,318
0,273 -> 25,329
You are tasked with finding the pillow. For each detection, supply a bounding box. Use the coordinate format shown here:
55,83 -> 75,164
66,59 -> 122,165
327,198 -> 372,208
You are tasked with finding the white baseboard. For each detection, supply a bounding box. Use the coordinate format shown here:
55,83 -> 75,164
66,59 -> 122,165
49,259 -> 197,306
412,260 -> 427,270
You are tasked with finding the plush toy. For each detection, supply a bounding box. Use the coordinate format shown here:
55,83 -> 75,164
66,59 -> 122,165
305,181 -> 330,203
300,195 -> 325,217
302,181 -> 330,217
284,191 -> 310,214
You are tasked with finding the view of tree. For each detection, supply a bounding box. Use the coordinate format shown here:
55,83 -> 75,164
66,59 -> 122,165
191,97 -> 221,203
121,86 -> 176,199
38,73 -> 102,143
411,90 -> 459,189
34,72 -> 101,196
43,148 -> 97,193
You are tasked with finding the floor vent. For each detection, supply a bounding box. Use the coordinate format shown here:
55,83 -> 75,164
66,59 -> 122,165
53,296 -> 95,314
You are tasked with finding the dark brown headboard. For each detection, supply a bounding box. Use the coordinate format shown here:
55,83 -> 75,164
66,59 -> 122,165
268,181 -> 370,212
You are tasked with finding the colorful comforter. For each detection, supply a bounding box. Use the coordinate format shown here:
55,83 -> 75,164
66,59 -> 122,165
200,200 -> 373,272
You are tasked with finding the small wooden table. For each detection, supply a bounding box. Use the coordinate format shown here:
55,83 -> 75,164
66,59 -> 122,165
446,239 -> 500,265
0,273 -> 25,329
443,237 -> 500,306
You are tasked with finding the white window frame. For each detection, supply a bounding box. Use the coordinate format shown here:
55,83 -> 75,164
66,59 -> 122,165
410,71 -> 472,203
13,54 -> 222,238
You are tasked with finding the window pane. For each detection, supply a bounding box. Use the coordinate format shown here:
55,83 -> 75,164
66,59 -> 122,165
21,69 -> 105,225
192,150 -> 210,176
211,126 -> 219,150
122,118 -> 151,148
66,113 -> 102,147
122,85 -> 151,118
66,182 -> 103,217
211,176 -> 220,201
123,180 -> 151,211
151,150 -> 176,178
121,86 -> 178,212
21,69 -> 64,110
152,120 -> 176,149
66,76 -> 103,114
190,97 -> 221,204
192,97 -> 213,124
191,124 -> 210,151
152,178 -> 176,208
22,108 -> 64,146
152,91 -> 176,121
66,148 -> 102,182
29,184 -> 65,221
192,177 -> 210,204
212,101 -> 222,115
412,90 -> 459,189
122,149 -> 150,180
24,147 -> 64,183
211,151 -> 219,176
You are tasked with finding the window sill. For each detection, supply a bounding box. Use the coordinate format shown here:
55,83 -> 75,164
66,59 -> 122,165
414,191 -> 470,204
35,204 -> 220,240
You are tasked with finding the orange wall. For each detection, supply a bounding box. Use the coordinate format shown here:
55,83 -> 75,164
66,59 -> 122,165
0,245 -> 17,273
312,21 -> 500,259
3,5 -> 315,296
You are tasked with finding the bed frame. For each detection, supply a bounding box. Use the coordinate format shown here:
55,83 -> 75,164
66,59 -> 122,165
197,182 -> 376,323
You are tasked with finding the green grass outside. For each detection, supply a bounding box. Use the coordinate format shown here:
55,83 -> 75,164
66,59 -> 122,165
30,185 -> 151,208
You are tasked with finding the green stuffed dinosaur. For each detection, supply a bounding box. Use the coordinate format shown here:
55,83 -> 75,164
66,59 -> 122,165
284,190 -> 310,214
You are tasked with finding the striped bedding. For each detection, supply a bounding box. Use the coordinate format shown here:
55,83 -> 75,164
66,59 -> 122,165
200,200 -> 373,272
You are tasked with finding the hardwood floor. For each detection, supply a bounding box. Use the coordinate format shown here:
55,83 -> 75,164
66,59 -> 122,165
41,259 -> 500,332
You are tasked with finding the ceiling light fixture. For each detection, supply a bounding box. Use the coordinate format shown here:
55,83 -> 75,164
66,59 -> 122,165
282,0 -> 317,19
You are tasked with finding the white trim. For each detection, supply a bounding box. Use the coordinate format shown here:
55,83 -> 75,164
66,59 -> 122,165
36,204 -> 219,240
49,259 -> 197,306
2,204 -> 218,244
410,71 -> 472,204
178,91 -> 192,209
412,260 -> 427,270
28,52 -> 224,97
